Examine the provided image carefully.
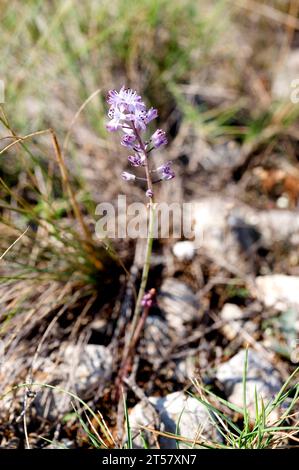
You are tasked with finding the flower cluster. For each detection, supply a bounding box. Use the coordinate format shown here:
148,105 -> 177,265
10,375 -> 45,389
106,86 -> 174,196
107,87 -> 157,132
141,288 -> 156,308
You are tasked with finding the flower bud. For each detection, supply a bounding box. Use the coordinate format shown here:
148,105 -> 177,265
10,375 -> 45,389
121,171 -> 136,181
151,129 -> 168,148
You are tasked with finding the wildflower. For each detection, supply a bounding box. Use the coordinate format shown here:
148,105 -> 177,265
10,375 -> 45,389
128,154 -> 143,167
121,171 -> 136,181
106,87 -> 173,185
121,88 -> 146,112
107,86 -> 145,113
129,109 -> 148,131
107,88 -> 124,107
121,134 -> 136,148
151,129 -> 167,148
106,89 -> 172,370
146,107 -> 158,123
106,87 -> 159,134
158,161 -> 175,180
106,106 -> 127,132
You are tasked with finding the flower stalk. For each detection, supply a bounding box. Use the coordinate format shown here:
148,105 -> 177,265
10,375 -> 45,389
105,86 -> 174,385
128,194 -> 156,346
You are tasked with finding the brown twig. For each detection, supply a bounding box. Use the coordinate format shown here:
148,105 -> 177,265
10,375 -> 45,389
115,304 -> 151,400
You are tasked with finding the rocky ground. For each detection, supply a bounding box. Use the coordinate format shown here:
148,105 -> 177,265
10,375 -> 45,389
0,0 -> 299,449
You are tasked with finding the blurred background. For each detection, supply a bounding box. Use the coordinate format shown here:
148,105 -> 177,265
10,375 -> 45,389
0,0 -> 299,449
2,1 -> 299,205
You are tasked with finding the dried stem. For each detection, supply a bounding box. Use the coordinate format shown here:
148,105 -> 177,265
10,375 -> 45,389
50,129 -> 103,270
0,115 -> 103,270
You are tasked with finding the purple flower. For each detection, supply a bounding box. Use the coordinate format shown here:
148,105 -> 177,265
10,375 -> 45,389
107,86 -> 145,113
121,171 -> 136,181
146,189 -> 153,198
106,87 -> 172,188
106,87 -> 159,134
128,154 -> 143,167
146,107 -> 158,123
158,161 -> 175,180
129,109 -> 148,131
121,88 -> 146,112
107,89 -> 121,107
151,129 -> 167,148
121,134 -> 136,148
106,106 -> 127,132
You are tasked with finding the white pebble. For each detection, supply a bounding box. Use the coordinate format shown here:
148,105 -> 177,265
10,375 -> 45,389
172,241 -> 195,261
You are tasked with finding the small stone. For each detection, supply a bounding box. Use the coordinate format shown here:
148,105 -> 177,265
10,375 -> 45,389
63,344 -> 112,395
255,210 -> 299,245
175,356 -> 197,382
195,139 -> 242,171
193,197 -> 232,253
192,197 -> 299,258
192,197 -> 244,269
220,303 -> 243,341
129,392 -> 219,449
256,275 -> 299,310
140,315 -> 172,360
216,349 -> 283,421
276,195 -> 289,209
172,241 -> 196,261
34,344 -> 113,420
128,400 -> 162,449
158,279 -> 199,332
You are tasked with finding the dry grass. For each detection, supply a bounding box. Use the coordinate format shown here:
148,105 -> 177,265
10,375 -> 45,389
0,0 -> 298,448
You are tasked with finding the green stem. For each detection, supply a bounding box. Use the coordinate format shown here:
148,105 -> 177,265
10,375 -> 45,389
128,201 -> 155,345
